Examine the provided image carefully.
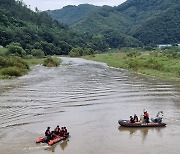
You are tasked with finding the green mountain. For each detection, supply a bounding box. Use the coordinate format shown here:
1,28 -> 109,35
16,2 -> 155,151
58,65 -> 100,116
48,4 -> 142,48
47,4 -> 100,25
117,0 -> 180,45
131,3 -> 180,45
0,0 -> 107,55
48,0 -> 180,47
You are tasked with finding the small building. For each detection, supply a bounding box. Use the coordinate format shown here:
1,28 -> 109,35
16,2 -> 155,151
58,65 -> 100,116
158,44 -> 172,48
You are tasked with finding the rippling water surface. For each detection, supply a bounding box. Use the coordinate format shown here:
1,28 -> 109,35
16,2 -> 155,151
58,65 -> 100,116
0,57 -> 180,154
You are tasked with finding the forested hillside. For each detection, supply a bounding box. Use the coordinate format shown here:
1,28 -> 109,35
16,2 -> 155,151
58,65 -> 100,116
117,0 -> 180,45
47,4 -> 100,25
0,0 -> 108,55
48,0 -> 180,47
131,4 -> 180,45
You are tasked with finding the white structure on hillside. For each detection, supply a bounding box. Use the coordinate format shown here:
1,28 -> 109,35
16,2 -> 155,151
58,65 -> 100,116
158,44 -> 172,48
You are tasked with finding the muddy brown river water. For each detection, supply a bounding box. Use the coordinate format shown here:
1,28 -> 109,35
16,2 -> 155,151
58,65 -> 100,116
0,57 -> 180,154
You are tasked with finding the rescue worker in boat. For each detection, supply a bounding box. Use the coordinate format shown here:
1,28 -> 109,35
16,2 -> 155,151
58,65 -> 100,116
144,110 -> 149,123
152,111 -> 163,123
60,127 -> 65,137
51,125 -> 60,139
129,116 -> 135,123
63,127 -> 69,137
54,125 -> 60,135
44,127 -> 51,142
133,114 -> 138,122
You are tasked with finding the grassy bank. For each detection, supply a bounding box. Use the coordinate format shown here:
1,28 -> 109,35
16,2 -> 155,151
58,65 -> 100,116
84,49 -> 180,81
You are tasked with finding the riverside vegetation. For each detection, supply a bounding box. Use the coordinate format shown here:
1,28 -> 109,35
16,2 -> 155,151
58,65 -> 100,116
84,47 -> 180,81
1,43 -> 180,81
0,44 -> 60,79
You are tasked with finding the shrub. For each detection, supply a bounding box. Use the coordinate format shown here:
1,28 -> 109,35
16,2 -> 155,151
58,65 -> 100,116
145,58 -> 164,70
6,43 -> 26,57
0,67 -> 22,77
10,56 -> 29,70
24,54 -> 34,59
69,47 -> 83,57
126,51 -> 141,58
43,56 -> 60,67
31,49 -> 45,58
126,58 -> 142,71
0,54 -> 30,79
126,57 -> 164,71
0,56 -> 7,67
83,48 -> 95,56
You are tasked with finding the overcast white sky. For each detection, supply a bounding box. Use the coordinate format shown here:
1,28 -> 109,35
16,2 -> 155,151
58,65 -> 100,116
23,0 -> 127,11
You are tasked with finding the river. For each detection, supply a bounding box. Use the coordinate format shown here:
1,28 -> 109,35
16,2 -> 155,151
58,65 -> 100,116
0,57 -> 180,154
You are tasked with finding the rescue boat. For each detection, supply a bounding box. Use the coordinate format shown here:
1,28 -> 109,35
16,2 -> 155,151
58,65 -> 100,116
118,120 -> 166,127
36,134 -> 69,146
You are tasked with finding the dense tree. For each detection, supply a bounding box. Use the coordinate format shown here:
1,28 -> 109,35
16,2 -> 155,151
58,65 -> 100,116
31,49 -> 45,58
0,0 -> 107,56
6,42 -> 26,57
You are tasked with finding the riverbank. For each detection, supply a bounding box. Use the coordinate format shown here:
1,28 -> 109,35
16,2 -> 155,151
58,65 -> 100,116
84,49 -> 180,81
0,54 -> 60,79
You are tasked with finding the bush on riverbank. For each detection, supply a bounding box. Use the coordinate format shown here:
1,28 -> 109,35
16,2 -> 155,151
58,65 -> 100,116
126,57 -> 164,71
69,47 -> 98,57
6,43 -> 26,57
31,49 -> 45,58
1,66 -> 22,77
0,56 -> 29,78
43,56 -> 60,67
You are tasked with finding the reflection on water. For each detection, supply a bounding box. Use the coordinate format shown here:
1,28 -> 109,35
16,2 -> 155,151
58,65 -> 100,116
60,139 -> 69,150
118,126 -> 166,143
118,126 -> 149,137
44,138 -> 69,152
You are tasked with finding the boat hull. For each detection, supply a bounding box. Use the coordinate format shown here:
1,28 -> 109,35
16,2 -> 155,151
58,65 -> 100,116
118,120 -> 166,127
36,134 -> 69,145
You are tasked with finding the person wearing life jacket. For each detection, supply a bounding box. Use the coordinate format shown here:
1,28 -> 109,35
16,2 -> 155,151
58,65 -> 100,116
44,127 -> 51,142
144,111 -> 149,123
63,127 -> 69,137
129,116 -> 135,123
59,127 -> 65,137
54,125 -> 60,135
50,125 -> 60,139
133,114 -> 138,122
45,127 -> 51,136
